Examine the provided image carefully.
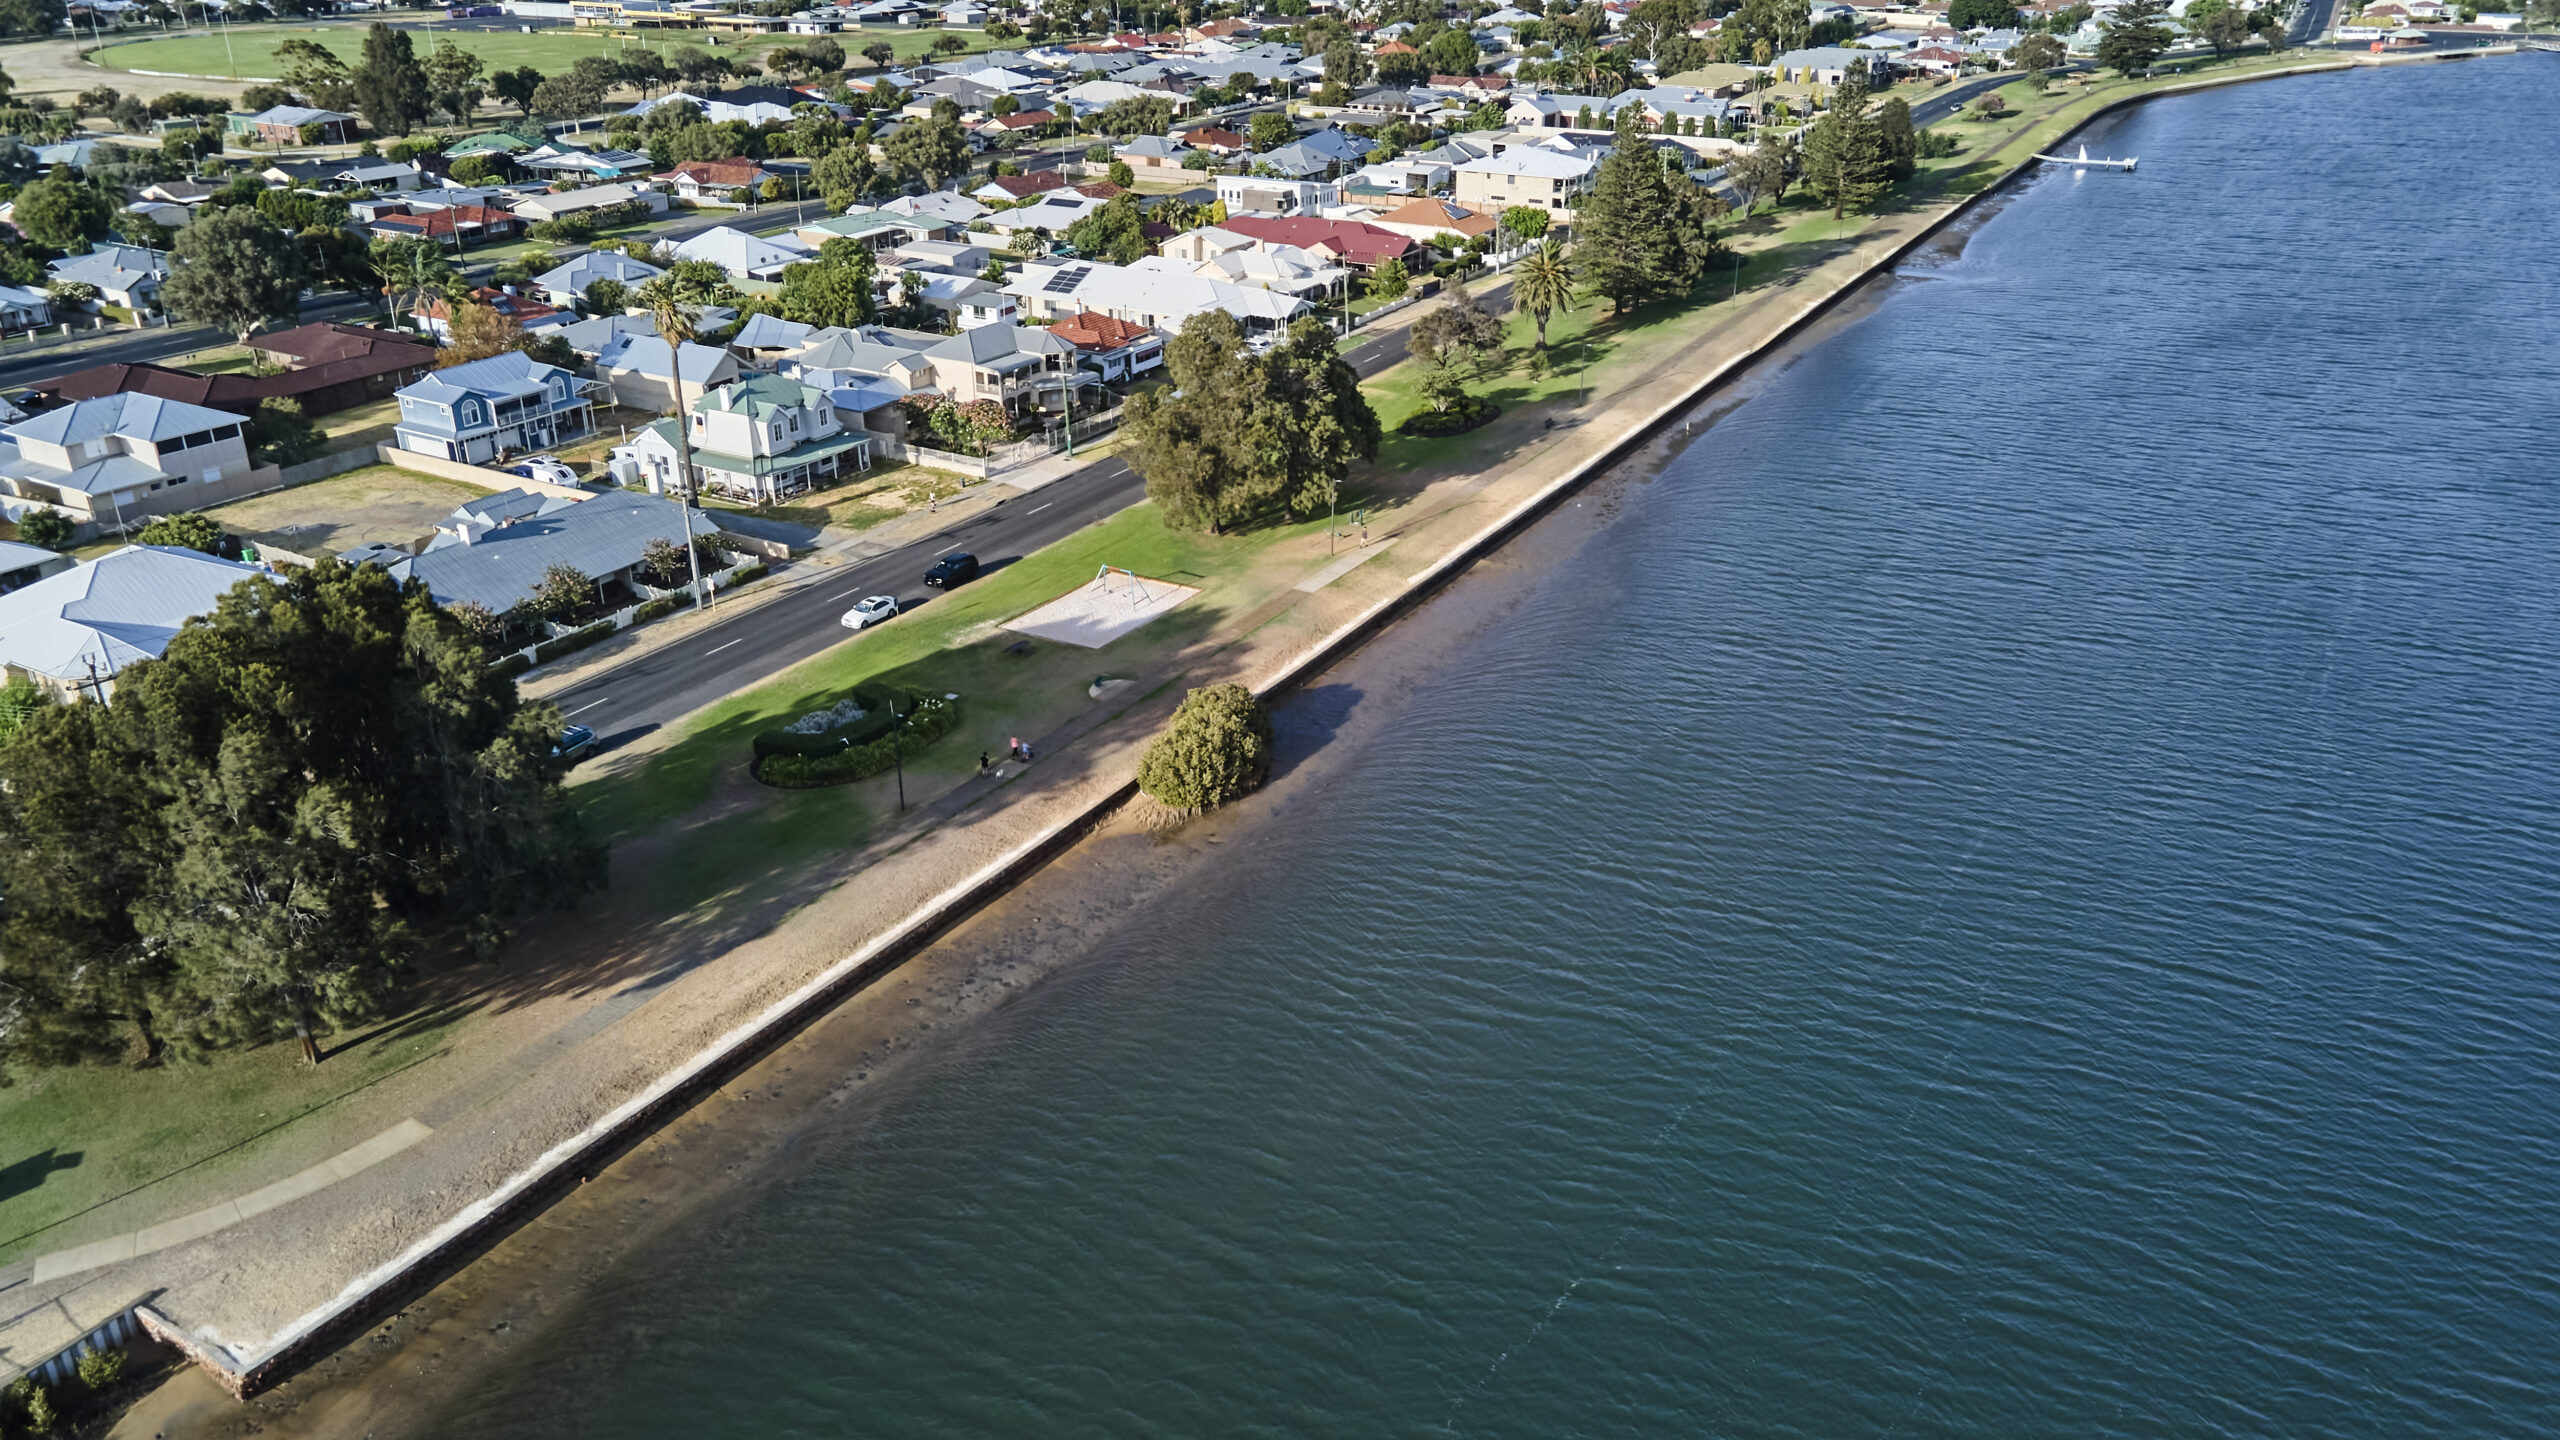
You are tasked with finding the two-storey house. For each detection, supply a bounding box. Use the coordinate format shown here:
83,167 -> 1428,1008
0,394 -> 262,534
392,352 -> 596,465
618,375 -> 873,504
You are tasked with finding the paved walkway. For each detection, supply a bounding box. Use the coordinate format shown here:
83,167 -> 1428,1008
25,1124 -> 431,1286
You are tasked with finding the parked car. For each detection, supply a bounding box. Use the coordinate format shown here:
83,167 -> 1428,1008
923,552 -> 979,588
840,595 -> 899,630
553,723 -> 597,762
509,457 -> 579,486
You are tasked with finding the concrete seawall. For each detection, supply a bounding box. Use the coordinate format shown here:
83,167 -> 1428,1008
107,50 -> 2477,1400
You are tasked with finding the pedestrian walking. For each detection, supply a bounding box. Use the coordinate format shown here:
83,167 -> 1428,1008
978,751 -> 991,774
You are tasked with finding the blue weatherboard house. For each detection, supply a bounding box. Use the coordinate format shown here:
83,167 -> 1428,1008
392,352 -> 596,465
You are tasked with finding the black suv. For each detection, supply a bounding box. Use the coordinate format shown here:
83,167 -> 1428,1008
924,552 -> 979,588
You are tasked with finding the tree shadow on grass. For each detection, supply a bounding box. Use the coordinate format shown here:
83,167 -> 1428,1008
426,593 -> 1245,1021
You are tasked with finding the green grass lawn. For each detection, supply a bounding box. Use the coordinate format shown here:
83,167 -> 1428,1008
0,1004 -> 470,1267
94,21 -> 1005,84
574,500 -> 1291,847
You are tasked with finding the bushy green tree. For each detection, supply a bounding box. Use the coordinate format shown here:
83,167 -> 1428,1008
1137,683 -> 1274,812
778,237 -> 877,328
881,108 -> 969,190
0,563 -> 601,1072
135,510 -> 223,553
15,506 -> 73,550
14,165 -> 113,253
422,37 -> 486,125
247,397 -> 324,465
1254,316 -> 1381,517
163,202 -> 306,342
1406,279 -> 1507,412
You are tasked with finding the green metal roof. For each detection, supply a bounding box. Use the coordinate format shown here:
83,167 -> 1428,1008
689,373 -> 827,421
694,428 -> 872,478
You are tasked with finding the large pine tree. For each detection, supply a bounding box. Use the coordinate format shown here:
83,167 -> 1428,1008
1576,113 -> 1684,314
1798,60 -> 1891,219
352,23 -> 431,138
2097,0 -> 2176,76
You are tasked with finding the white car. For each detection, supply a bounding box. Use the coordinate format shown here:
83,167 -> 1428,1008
511,457 -> 578,486
840,595 -> 899,630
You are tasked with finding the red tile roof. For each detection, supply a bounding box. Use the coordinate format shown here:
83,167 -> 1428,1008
1377,198 -> 1499,238
983,170 -> 1067,198
1214,215 -> 1415,268
415,286 -> 563,326
1047,311 -> 1158,352
988,109 -> 1055,129
1073,181 -> 1128,200
1181,126 -> 1247,151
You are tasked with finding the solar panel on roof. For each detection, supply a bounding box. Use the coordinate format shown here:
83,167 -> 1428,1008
1041,265 -> 1089,295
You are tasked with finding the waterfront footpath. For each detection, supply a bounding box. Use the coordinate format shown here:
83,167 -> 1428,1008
1,43 -> 2510,1419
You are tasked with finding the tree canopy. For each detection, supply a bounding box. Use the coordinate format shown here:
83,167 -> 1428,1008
2097,0 -> 2175,75
0,563 -> 600,1074
1137,684 -> 1274,813
163,203 -> 307,342
1123,313 -> 1380,532
1798,60 -> 1892,218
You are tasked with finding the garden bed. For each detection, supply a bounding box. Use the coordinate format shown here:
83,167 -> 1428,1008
1398,400 -> 1503,438
752,689 -> 961,788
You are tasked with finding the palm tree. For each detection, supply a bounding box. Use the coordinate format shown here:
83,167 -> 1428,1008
635,271 -> 711,609
1512,240 -> 1576,351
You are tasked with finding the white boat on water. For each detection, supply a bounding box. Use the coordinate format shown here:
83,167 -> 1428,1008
2034,144 -> 2138,171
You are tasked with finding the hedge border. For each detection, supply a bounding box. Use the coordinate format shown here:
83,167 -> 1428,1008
754,695 -> 960,788
1399,401 -> 1502,438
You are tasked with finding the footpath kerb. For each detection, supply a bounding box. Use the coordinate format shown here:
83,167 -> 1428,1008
16,53 -> 2406,1399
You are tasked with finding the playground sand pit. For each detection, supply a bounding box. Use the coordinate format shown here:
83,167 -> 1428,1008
1003,569 -> 1201,649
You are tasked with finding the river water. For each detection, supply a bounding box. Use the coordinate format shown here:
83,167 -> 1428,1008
426,58 -> 2560,1438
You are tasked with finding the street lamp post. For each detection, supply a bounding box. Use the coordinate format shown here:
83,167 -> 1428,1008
887,698 -> 907,811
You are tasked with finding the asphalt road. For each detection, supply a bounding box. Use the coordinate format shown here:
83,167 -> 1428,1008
546,310 -> 1428,748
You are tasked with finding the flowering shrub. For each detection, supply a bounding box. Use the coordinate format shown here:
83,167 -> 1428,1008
897,395 -> 1017,457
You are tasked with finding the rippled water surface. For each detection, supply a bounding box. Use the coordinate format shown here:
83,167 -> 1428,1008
438,58 -> 2560,1438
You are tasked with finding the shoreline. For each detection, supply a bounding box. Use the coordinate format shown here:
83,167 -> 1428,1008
30,46 -> 2499,1421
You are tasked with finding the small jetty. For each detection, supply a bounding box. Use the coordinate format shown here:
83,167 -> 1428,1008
2035,143 -> 2138,171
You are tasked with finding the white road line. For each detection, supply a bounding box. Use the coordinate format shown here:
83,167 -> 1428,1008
1027,503 -> 1051,514
565,699 -> 608,718
705,637 -> 746,655
827,587 -> 866,601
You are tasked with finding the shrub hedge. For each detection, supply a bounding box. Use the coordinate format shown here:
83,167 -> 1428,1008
634,596 -> 683,624
489,652 -> 533,678
752,680 -> 906,760
532,620 -> 614,665
756,693 -> 960,788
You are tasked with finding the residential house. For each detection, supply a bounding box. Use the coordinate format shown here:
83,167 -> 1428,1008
525,311 -> 662,359
1370,197 -> 1502,245
0,395 -> 263,534
48,245 -> 167,313
990,193 -> 1106,238
1214,174 -> 1341,217
626,85 -> 821,126
413,287 -> 567,340
882,191 -> 988,226
620,374 -> 872,503
366,202 -> 526,247
0,285 -> 49,330
377,489 -> 720,615
794,208 -> 949,251
516,143 -> 659,183
1136,247 -> 1344,302
592,333 -> 742,413
43,323 -> 433,419
1769,46 -> 1885,84
510,181 -> 670,224
392,352 -> 596,465
726,312 -> 817,368
1249,141 -> 1340,180
977,109 -> 1058,142
973,169 -> 1072,202
1505,92 -> 1619,129
665,225 -> 813,281
779,326 -> 939,392
0,545 -> 260,697
0,539 -> 72,595
656,158 -> 775,204
893,239 -> 993,276
1451,147 -> 1596,220
916,323 -> 1086,417
533,250 -> 666,310
1180,126 -> 1249,155
1044,310 -> 1164,382
1116,135 -> 1193,170
1004,258 -> 1310,346
1212,215 -> 1417,272
245,104 -> 358,145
